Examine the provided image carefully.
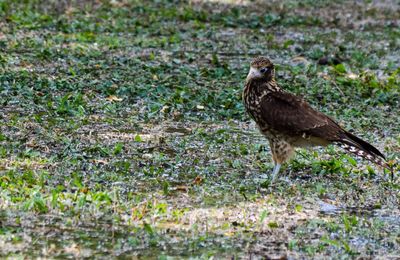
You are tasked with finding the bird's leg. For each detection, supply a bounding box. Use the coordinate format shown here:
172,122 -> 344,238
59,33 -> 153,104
271,163 -> 281,181
269,145 -> 281,182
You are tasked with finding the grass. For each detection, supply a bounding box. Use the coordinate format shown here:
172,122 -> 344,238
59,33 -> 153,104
0,0 -> 399,258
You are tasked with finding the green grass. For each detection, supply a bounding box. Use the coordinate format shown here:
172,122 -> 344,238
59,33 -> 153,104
0,0 -> 399,258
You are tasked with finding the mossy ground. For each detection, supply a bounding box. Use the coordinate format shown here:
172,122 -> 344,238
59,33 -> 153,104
0,0 -> 399,258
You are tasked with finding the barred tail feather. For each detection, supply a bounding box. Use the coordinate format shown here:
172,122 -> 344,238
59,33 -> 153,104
335,140 -> 389,169
344,131 -> 385,159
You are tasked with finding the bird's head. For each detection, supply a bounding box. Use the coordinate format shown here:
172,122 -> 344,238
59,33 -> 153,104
246,56 -> 275,82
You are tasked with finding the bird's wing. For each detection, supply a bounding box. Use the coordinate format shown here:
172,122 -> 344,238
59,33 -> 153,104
260,90 -> 387,166
259,91 -> 341,140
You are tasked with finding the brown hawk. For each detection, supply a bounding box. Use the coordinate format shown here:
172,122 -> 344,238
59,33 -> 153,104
243,56 -> 389,180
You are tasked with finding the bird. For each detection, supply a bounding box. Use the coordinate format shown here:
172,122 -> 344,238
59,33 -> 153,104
243,56 -> 390,180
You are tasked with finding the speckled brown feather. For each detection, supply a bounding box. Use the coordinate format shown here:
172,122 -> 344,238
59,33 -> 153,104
243,56 -> 389,171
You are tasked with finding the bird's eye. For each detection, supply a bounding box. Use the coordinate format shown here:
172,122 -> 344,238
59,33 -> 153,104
260,67 -> 269,73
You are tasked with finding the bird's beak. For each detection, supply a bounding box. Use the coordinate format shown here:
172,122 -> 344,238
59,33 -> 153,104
246,67 -> 261,81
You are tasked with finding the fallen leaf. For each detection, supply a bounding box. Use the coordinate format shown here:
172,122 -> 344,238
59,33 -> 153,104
347,73 -> 358,79
175,185 -> 189,192
160,105 -> 170,113
193,176 -> 203,185
292,56 -> 308,63
93,159 -> 108,164
106,95 -> 123,102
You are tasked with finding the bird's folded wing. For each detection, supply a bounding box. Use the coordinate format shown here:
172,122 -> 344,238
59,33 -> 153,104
260,91 -> 341,139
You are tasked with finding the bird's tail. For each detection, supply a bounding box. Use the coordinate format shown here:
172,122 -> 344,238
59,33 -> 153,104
334,131 -> 389,169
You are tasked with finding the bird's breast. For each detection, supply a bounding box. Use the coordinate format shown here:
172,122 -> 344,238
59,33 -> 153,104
243,85 -> 268,120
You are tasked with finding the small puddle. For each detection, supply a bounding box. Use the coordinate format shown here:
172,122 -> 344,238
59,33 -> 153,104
163,126 -> 192,135
318,200 -> 400,226
0,215 -> 244,258
318,200 -> 340,215
319,200 -> 384,216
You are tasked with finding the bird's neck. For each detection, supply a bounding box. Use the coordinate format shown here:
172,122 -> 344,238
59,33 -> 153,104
247,78 -> 280,94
